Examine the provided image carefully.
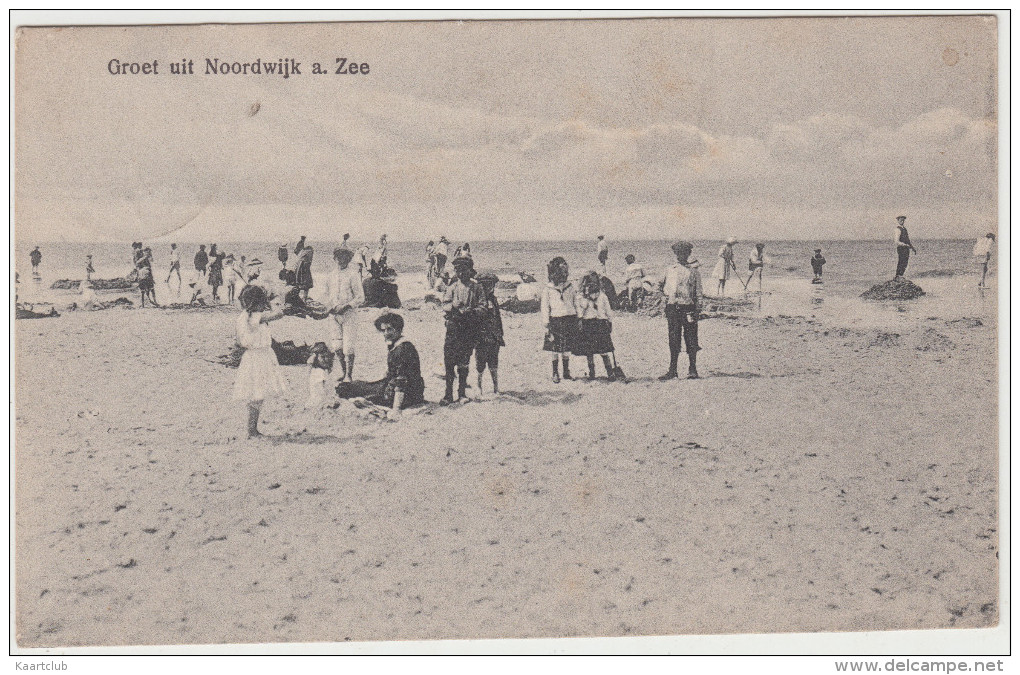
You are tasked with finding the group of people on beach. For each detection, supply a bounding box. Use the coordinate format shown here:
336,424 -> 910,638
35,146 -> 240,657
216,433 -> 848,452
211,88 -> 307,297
123,241 -> 263,307
424,237 -> 473,291
231,235 -> 712,438
233,237 -> 422,437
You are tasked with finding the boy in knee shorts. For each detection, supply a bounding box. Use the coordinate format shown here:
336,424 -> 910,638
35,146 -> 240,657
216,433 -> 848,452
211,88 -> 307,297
325,247 -> 366,382
474,273 -> 504,395
659,241 -> 703,380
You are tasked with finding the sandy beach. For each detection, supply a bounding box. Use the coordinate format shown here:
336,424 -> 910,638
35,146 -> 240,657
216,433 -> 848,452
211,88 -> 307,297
14,280 -> 999,646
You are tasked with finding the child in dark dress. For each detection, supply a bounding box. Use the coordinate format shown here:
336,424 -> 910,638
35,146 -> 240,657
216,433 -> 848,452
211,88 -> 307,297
575,271 -> 621,381
474,273 -> 505,395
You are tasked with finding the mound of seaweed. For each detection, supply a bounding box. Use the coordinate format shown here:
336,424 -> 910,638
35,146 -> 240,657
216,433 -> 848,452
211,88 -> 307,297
913,268 -> 958,279
500,297 -> 540,314
51,277 -> 135,290
860,278 -> 926,300
16,303 -> 59,319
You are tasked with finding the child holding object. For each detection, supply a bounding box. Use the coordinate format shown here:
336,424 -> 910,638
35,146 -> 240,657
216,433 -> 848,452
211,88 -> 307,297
540,256 -> 577,383
233,285 -> 287,438
575,271 -> 622,381
474,273 -> 505,395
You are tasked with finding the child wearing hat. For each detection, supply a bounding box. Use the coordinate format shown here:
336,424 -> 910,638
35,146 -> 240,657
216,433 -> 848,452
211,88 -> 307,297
441,257 -> 484,404
474,273 -> 505,395
659,241 -> 703,380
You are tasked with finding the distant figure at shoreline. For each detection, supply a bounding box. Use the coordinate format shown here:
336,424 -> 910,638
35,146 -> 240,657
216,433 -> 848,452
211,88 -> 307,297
623,254 -> 645,311
811,248 -> 826,283
194,244 -> 208,279
894,215 -> 916,278
973,233 -> 995,288
85,254 -> 95,282
208,245 -> 225,303
596,235 -> 609,275
434,236 -> 449,283
136,247 -> 158,308
425,241 -> 437,289
373,234 -> 389,272
711,237 -> 738,295
748,243 -> 765,291
340,233 -> 351,250
30,246 -> 42,275
354,244 -> 370,280
295,245 -> 315,300
166,243 -> 181,289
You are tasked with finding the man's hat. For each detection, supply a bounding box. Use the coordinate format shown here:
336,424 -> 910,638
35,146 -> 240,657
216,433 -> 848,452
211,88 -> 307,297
726,236 -> 738,245
896,215 -> 907,222
814,248 -> 822,253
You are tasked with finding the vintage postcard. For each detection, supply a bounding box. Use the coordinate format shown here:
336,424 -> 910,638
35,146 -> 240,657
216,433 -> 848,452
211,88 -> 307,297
12,14 -> 1003,652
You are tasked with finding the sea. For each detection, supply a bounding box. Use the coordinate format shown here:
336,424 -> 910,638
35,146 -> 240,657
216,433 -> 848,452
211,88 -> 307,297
13,239 -> 998,328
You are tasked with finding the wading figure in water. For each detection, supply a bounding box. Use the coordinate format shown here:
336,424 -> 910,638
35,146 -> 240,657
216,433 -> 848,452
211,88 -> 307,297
29,246 -> 42,275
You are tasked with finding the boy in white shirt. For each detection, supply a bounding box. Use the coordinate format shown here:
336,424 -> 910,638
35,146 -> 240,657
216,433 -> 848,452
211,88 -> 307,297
658,241 -> 703,380
324,247 -> 366,382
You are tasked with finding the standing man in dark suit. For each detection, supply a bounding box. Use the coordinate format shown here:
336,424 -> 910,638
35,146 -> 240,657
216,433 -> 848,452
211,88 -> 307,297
894,215 -> 916,278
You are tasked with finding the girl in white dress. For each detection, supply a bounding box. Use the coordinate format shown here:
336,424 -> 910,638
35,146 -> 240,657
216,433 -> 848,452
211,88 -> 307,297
233,285 -> 287,438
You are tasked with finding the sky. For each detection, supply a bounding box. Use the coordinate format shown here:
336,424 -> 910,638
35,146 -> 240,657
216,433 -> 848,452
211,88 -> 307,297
14,15 -> 999,242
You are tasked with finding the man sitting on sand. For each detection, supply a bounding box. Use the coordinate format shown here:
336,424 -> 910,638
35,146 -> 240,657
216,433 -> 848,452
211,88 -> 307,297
335,312 -> 426,418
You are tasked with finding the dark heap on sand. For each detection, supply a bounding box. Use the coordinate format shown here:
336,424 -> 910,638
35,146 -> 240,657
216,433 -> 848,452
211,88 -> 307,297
860,277 -> 926,300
